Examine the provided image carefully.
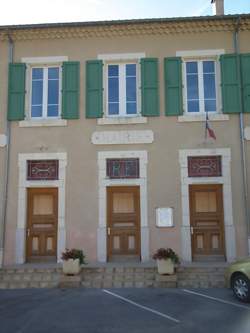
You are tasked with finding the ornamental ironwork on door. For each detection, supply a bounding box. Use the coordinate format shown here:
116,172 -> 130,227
188,156 -> 222,178
27,160 -> 59,181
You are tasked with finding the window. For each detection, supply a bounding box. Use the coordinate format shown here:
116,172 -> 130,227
30,66 -> 61,119
184,60 -> 217,114
107,63 -> 138,117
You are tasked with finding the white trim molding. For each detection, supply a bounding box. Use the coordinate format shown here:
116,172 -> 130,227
92,130 -> 154,145
21,56 -> 68,64
19,119 -> 67,128
16,152 -> 67,264
178,114 -> 229,123
244,127 -> 250,140
176,49 -> 225,57
179,148 -> 236,263
98,53 -> 145,61
0,134 -> 7,147
97,150 -> 149,262
97,116 -> 147,125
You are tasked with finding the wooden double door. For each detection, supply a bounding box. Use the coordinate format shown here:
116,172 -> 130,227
107,186 -> 141,261
189,184 -> 225,261
26,188 -> 58,262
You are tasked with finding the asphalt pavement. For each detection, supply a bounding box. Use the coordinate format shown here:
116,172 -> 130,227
0,288 -> 249,333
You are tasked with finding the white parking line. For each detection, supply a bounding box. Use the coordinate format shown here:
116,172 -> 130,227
102,289 -> 180,324
183,289 -> 250,310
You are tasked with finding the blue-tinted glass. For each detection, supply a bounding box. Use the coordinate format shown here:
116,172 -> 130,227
186,62 -> 198,74
108,65 -> 119,77
48,105 -> 59,117
32,80 -> 43,105
203,61 -> 215,73
32,68 -> 43,80
126,102 -> 137,114
108,103 -> 119,115
205,100 -> 216,112
126,77 -> 136,102
187,75 -> 199,99
126,64 -> 136,76
31,105 -> 42,117
188,100 -> 200,113
108,77 -> 119,102
48,79 -> 59,105
203,74 -> 216,99
48,67 -> 59,79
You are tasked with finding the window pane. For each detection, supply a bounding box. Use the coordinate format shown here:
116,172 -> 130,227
188,100 -> 199,113
48,67 -> 59,79
126,64 -> 136,76
108,77 -> 119,103
126,77 -> 136,102
32,68 -> 43,80
186,62 -> 198,74
48,80 -> 59,105
203,61 -> 215,73
203,74 -> 216,99
126,102 -> 137,114
108,103 -> 119,115
31,105 -> 43,117
32,80 -> 43,105
187,75 -> 199,100
205,100 -> 216,112
108,65 -> 118,77
48,105 -> 59,117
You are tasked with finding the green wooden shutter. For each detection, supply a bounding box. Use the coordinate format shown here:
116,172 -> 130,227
62,61 -> 80,119
86,60 -> 103,118
164,57 -> 183,116
240,54 -> 250,113
141,58 -> 159,116
8,63 -> 26,121
220,54 -> 241,114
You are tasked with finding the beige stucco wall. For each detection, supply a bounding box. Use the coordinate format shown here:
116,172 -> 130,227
2,29 -> 250,265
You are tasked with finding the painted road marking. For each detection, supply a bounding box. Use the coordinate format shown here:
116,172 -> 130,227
183,289 -> 250,310
103,289 -> 180,323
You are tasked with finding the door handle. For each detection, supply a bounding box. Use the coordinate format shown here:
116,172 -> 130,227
107,227 -> 111,236
190,227 -> 194,235
27,228 -> 30,237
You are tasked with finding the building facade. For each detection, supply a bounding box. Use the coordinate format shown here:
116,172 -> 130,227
0,14 -> 250,266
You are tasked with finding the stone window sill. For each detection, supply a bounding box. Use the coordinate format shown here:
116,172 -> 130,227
97,116 -> 147,125
19,119 -> 67,127
178,114 -> 229,122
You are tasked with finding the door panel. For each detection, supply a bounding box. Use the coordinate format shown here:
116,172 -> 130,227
189,184 -> 225,261
107,186 -> 140,260
26,188 -> 58,262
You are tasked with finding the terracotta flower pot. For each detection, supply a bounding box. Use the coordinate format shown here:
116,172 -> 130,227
156,258 -> 174,275
62,258 -> 80,275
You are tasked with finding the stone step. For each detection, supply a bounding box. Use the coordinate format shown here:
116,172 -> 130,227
0,265 -> 227,289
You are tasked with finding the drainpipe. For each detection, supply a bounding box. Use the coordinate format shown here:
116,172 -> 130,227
233,16 -> 250,254
0,32 -> 14,267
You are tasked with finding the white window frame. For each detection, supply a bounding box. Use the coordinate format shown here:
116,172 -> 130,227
97,53 -> 145,122
183,57 -> 220,115
105,61 -> 140,118
29,65 -> 62,120
19,56 -> 68,127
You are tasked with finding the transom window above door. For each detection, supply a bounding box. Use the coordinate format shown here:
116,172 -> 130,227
31,66 -> 61,119
184,60 -> 218,114
107,63 -> 138,117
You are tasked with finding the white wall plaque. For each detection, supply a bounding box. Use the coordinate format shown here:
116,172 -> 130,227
156,208 -> 174,227
91,130 -> 154,145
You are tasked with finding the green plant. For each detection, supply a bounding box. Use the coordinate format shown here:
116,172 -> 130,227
153,248 -> 180,264
61,249 -> 86,265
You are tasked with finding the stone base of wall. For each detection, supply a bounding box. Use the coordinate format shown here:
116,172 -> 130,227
0,264 -> 227,289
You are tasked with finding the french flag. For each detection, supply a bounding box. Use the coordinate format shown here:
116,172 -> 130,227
205,113 -> 216,140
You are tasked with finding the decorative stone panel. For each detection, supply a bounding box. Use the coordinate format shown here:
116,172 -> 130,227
92,130 -> 154,145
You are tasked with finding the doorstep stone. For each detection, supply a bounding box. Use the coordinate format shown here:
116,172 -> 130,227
58,275 -> 81,288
